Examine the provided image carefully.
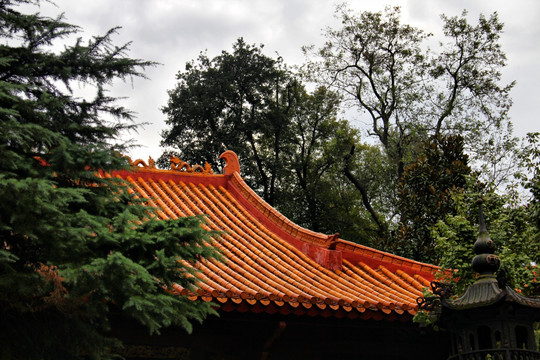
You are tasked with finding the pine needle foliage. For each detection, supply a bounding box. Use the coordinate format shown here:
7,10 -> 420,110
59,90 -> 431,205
0,1 -> 221,358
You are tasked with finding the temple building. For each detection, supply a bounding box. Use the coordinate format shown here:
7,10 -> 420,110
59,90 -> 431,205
109,151 -> 450,359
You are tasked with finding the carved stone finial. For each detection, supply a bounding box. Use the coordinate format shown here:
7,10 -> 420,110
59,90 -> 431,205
471,199 -> 500,275
477,198 -> 487,234
219,150 -> 240,175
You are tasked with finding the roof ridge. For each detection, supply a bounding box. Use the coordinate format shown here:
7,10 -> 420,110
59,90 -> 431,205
110,154 -> 439,319
227,171 -> 331,247
127,155 -> 215,175
336,238 -> 439,274
226,170 -> 438,274
123,152 -> 438,277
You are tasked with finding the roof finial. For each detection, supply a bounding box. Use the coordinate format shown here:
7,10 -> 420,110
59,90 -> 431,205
471,198 -> 500,275
219,150 -> 240,175
477,198 -> 487,234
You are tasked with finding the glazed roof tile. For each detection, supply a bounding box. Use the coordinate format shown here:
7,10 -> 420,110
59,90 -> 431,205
111,152 -> 439,320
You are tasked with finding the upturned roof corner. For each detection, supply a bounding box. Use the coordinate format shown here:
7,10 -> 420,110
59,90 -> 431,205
219,150 -> 241,176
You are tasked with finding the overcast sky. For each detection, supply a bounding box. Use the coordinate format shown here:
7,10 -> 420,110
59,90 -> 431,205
33,0 -> 540,161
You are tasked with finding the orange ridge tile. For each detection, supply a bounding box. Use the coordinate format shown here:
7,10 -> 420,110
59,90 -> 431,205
125,176 -> 167,219
340,260 -> 405,307
196,211 -> 314,304
212,183 -> 362,304
200,187 -> 349,305
336,240 -> 438,278
374,267 -> 423,302
136,177 -> 177,220
413,274 -> 432,288
357,263 -> 416,308
228,173 -> 329,246
396,269 -> 427,289
344,263 -> 404,310
378,266 -> 424,297
148,179 -> 186,217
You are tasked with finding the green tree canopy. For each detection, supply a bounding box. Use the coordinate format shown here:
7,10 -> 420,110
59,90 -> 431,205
433,186 -> 539,295
428,135 -> 540,293
161,38 -> 387,245
304,6 -> 516,184
0,1 -> 220,358
395,135 -> 472,262
161,38 -> 288,204
300,5 -> 524,260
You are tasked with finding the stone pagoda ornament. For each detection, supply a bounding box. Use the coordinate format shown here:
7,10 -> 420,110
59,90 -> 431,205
428,200 -> 540,359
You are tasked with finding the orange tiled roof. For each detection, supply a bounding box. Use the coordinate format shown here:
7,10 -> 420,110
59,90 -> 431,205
111,151 -> 439,321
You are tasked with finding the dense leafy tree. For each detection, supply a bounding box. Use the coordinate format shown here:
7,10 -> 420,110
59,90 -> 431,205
414,135 -> 539,328
395,135 -> 472,262
428,134 -> 540,292
519,133 -> 540,229
304,6 -> 515,181
302,5 -> 520,259
161,39 -> 385,245
343,143 -> 397,242
397,134 -> 539,271
0,1 -> 220,358
433,186 -> 539,295
282,110 -> 385,244
414,188 -> 539,330
161,38 -> 289,205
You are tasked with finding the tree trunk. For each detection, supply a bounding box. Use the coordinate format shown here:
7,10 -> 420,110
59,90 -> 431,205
343,146 -> 388,239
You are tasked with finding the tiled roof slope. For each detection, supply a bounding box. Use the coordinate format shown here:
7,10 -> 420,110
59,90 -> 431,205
111,151 -> 439,321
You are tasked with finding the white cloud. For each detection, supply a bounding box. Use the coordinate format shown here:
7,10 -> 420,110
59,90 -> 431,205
29,0 -> 540,160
